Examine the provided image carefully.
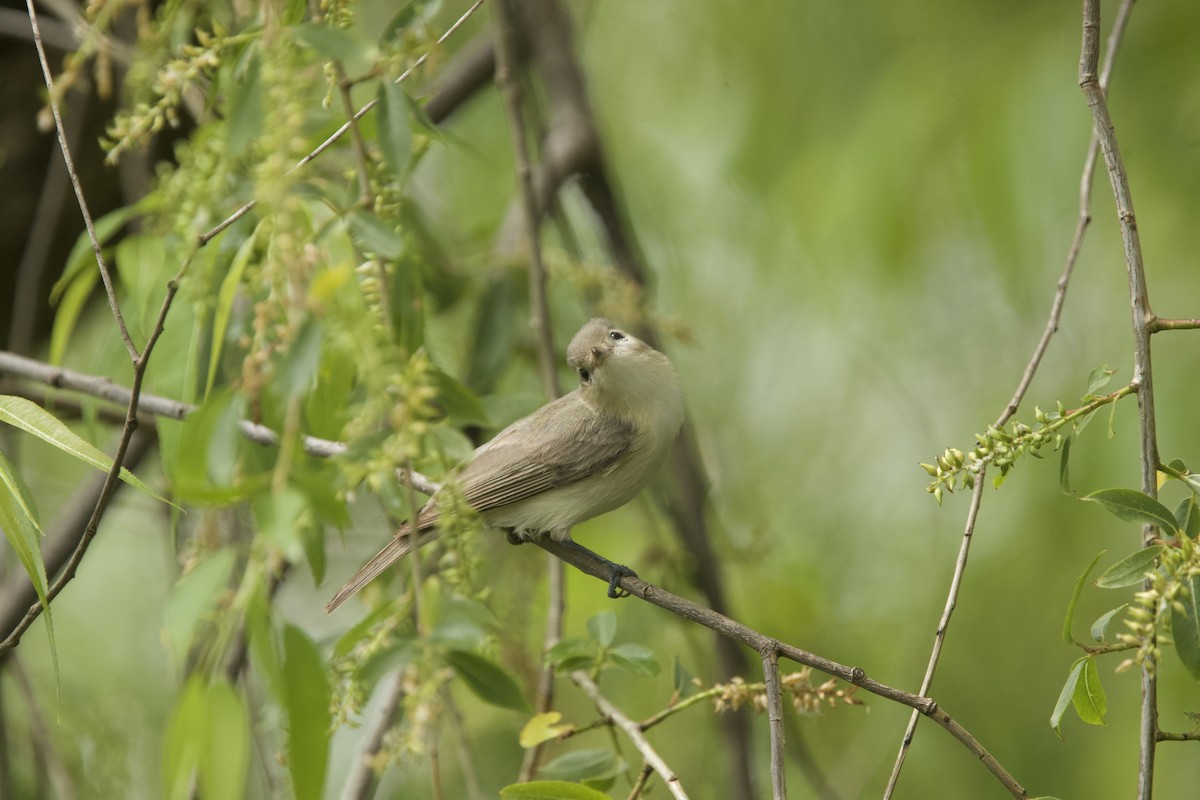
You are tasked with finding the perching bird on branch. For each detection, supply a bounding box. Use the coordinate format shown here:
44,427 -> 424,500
325,318 -> 685,613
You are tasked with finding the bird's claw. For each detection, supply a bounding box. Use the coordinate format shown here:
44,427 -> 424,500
607,563 -> 637,599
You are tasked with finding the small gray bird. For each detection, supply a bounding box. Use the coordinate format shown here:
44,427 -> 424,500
325,318 -> 685,612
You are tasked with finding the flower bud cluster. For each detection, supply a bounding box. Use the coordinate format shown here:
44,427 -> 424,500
922,408 -> 1063,504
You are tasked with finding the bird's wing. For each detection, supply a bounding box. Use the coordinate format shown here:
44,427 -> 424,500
454,392 -> 638,512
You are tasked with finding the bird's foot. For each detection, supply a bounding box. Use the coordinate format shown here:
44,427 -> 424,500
606,563 -> 638,599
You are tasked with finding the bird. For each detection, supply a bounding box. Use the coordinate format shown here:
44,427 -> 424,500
325,317 -> 686,613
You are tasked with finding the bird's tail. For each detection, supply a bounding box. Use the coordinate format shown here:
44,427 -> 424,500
325,526 -> 437,613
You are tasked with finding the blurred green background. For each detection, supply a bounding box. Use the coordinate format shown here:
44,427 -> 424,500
3,0 -> 1199,797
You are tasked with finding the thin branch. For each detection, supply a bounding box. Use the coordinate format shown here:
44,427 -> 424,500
1079,2 -> 1160,796
538,539 -> 1029,798
883,1 -> 1138,794
197,0 -> 488,246
626,764 -> 655,800
0,351 -> 438,495
570,671 -> 689,800
1148,317 -> 1200,332
493,0 -> 560,400
761,646 -> 787,800
24,0 -> 137,360
1156,730 -> 1200,743
338,670 -> 406,800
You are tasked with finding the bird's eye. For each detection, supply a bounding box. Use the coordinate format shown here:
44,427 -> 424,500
578,367 -> 591,383
609,330 -> 626,341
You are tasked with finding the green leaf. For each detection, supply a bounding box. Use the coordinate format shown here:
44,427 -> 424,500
587,611 -> 617,648
1174,496 -> 1200,540
1071,655 -> 1107,725
672,655 -> 698,698
200,681 -> 250,800
1082,488 -> 1179,535
282,624 -> 331,800
1058,435 -> 1073,494
164,549 -> 236,662
519,711 -> 573,748
499,781 -> 614,800
1050,659 -> 1079,737
445,649 -> 530,712
1095,546 -> 1164,589
377,78 -> 411,176
245,589 -> 284,705
0,396 -> 165,502
547,638 -> 598,672
115,233 -> 166,340
163,675 -> 207,800
1172,574 -> 1200,681
540,749 -> 621,782
226,50 -> 262,158
608,643 -> 660,677
206,228 -> 258,399
50,204 -> 139,302
428,368 -> 488,427
1083,364 -> 1115,398
1062,551 -> 1104,644
0,449 -> 57,687
1090,605 -> 1126,642
48,268 -> 100,366
293,24 -> 376,73
388,248 -> 425,354
253,488 -> 309,564
348,210 -> 405,259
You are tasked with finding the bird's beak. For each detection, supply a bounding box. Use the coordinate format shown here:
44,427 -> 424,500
590,345 -> 612,364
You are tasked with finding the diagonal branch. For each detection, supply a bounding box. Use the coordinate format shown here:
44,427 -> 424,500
24,0 -> 136,359
571,671 -> 689,800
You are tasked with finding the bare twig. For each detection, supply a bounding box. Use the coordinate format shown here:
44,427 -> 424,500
197,0 -> 488,246
1148,317 -> 1200,333
0,351 -> 438,494
882,1 -> 1138,795
338,671 -> 407,800
1079,2 -> 1160,796
24,0 -> 136,359
571,671 -> 689,800
761,646 -> 787,800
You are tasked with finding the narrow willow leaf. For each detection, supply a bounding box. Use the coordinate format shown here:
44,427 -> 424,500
445,649 -> 530,712
1082,488 -> 1179,535
1059,435 -> 1073,494
1174,495 -> 1200,540
1172,574 -> 1200,681
164,549 -> 237,662
1050,657 -> 1085,739
206,228 -> 258,400
1062,552 -> 1104,644
1095,546 -> 1163,589
0,450 -> 58,686
0,396 -> 165,502
348,210 -> 404,259
48,269 -> 100,366
499,781 -> 614,800
282,624 -> 331,800
200,681 -> 250,800
1090,605 -> 1126,642
1071,655 -> 1107,725
50,204 -> 139,302
377,78 -> 412,176
163,675 -> 207,800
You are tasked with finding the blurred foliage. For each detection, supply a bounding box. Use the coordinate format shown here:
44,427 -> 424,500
1,0 -> 1199,798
